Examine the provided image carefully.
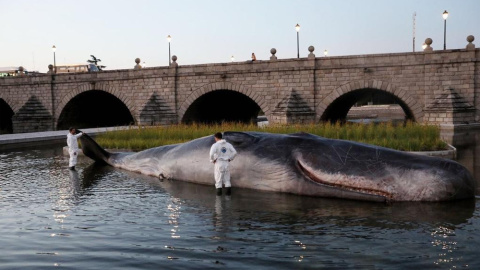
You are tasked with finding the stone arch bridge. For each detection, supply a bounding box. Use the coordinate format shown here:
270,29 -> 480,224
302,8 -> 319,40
0,44 -> 479,133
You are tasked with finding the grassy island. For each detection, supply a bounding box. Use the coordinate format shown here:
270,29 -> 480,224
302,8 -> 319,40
94,122 -> 447,152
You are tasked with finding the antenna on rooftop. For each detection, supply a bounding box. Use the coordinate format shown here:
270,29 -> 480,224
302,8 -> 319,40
413,12 -> 416,52
32,52 -> 36,71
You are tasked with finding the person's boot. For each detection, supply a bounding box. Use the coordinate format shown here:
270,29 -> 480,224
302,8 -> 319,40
216,188 -> 222,196
225,187 -> 231,196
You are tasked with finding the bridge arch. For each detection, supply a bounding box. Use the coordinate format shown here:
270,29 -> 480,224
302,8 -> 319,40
56,82 -> 136,121
178,82 -> 269,124
0,97 -> 14,134
0,95 -> 19,113
56,82 -> 136,129
317,80 -> 422,122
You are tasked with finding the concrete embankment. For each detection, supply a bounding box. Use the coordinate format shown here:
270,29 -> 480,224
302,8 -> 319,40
408,145 -> 457,160
347,104 -> 405,121
0,127 -> 129,151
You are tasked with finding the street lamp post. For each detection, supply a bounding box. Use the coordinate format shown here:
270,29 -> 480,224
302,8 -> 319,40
443,10 -> 448,50
167,35 -> 172,65
295,24 -> 300,58
52,45 -> 56,73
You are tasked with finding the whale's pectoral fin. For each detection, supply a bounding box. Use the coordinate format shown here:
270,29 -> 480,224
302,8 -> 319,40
79,132 -> 111,165
224,131 -> 257,147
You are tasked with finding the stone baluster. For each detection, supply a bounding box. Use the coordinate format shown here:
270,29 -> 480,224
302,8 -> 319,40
466,35 -> 475,50
270,48 -> 277,60
423,38 -> 433,52
170,55 -> 178,67
47,64 -> 54,74
134,58 -> 142,70
308,46 -> 315,59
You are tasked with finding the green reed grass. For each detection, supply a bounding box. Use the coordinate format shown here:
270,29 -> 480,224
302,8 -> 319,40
95,122 -> 447,152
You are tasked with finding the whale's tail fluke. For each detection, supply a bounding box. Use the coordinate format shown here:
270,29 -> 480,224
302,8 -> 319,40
78,131 -> 111,165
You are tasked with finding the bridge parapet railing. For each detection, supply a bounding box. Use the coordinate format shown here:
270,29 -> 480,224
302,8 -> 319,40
1,46 -> 478,86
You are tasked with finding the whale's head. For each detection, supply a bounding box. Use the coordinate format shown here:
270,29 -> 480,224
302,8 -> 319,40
224,131 -> 475,202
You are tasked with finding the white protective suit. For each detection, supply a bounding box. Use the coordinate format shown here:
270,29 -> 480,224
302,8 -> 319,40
67,132 -> 83,167
209,139 -> 237,189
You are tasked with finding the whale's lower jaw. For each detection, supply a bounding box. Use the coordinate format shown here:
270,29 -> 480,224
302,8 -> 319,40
297,160 -> 391,202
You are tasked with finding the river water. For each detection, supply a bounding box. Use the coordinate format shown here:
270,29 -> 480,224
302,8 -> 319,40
1,132 -> 479,269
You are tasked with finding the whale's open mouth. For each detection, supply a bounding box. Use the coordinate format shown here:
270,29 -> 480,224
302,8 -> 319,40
297,160 -> 392,200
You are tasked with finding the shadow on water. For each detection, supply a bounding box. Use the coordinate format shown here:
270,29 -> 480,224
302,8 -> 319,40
174,181 -> 475,230
77,163 -> 476,231
68,163 -> 114,201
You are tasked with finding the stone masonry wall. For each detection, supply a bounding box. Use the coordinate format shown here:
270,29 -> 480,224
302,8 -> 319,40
0,48 -> 478,133
314,50 -> 478,122
0,75 -> 53,132
476,49 -> 480,122
174,59 -> 315,124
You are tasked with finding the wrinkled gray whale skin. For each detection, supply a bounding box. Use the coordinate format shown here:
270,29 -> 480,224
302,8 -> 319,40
79,131 -> 475,202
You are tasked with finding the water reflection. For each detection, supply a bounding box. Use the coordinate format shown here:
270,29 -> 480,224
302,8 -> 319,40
51,163 -> 111,232
130,173 -> 476,268
431,226 -> 459,267
129,172 -> 476,229
213,195 -> 233,235
71,163 -> 108,197
167,197 -> 182,239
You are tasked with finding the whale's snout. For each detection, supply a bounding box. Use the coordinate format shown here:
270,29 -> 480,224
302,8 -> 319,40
447,165 -> 476,200
421,161 -> 476,201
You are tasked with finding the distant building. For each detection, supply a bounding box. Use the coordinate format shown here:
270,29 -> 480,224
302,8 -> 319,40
54,63 -> 100,74
0,67 -> 43,77
0,67 -> 26,77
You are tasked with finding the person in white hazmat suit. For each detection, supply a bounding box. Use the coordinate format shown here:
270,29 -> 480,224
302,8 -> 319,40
209,132 -> 237,196
67,127 -> 84,170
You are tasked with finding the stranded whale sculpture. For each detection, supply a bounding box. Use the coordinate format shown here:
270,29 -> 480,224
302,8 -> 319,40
79,131 -> 475,202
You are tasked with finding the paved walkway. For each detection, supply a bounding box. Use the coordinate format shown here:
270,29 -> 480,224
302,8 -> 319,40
0,126 -> 128,150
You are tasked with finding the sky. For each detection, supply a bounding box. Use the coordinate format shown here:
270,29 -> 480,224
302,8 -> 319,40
1,0 -> 479,72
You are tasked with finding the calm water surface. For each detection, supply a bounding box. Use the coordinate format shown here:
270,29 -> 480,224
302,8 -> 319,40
1,132 -> 480,269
